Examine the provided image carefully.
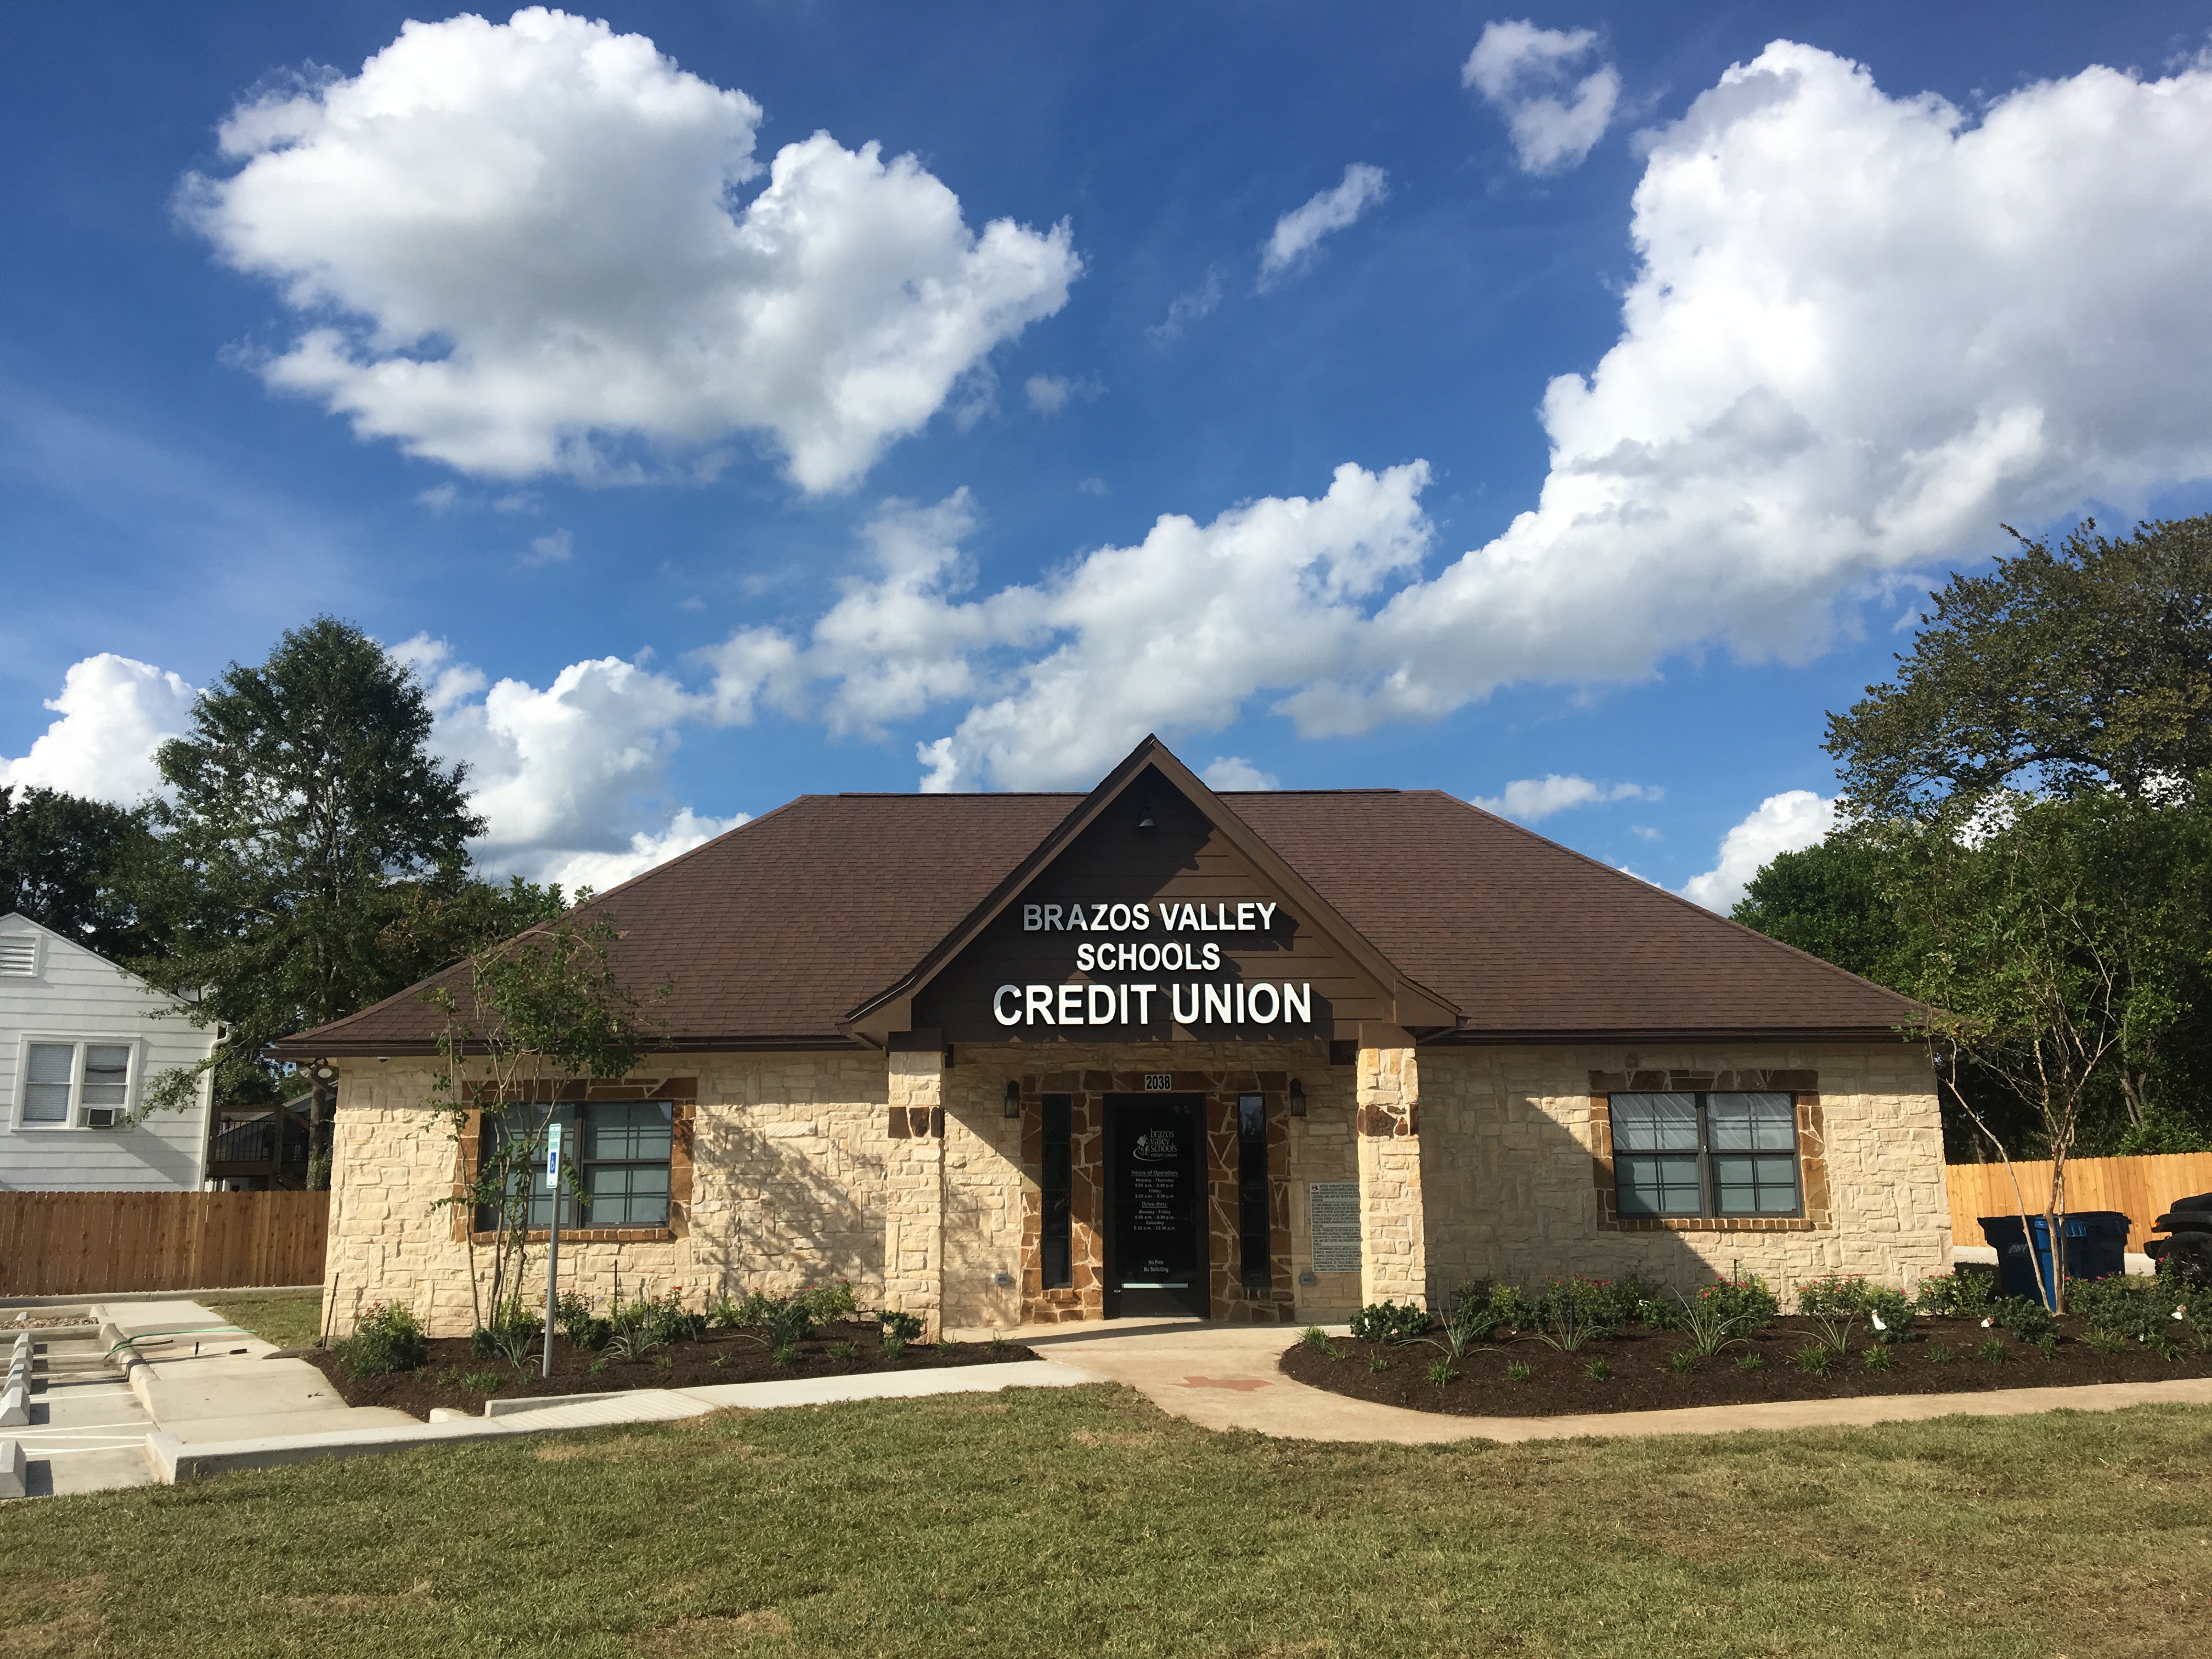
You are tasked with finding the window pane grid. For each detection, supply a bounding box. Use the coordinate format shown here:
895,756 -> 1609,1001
480,1101 -> 674,1231
20,1040 -> 131,1125
1610,1091 -> 1801,1218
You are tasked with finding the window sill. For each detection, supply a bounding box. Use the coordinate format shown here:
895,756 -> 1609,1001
466,1227 -> 676,1245
1608,1215 -> 1814,1233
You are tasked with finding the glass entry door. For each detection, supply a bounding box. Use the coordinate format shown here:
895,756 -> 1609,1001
1104,1094 -> 1208,1318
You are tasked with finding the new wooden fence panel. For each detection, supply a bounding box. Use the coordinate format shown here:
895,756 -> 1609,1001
0,1190 -> 329,1296
1945,1152 -> 2212,1256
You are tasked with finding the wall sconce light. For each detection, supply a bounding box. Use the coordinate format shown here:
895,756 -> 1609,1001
1004,1080 -> 1023,1118
1135,802 -> 1156,831
1289,1077 -> 1306,1118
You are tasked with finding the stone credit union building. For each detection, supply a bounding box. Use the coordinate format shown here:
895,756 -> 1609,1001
285,737 -> 1951,1338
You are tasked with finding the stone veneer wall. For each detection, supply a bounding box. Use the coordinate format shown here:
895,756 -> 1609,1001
1415,1045 -> 1951,1303
321,1041 -> 1946,1340
321,1053 -> 899,1339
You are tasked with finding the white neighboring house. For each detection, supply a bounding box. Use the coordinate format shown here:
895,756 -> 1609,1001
0,911 -> 216,1191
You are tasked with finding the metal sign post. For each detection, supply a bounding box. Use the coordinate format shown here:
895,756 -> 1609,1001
542,1121 -> 562,1380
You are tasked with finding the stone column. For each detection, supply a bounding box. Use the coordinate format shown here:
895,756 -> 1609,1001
1356,1028 -> 1428,1311
884,1045 -> 946,1338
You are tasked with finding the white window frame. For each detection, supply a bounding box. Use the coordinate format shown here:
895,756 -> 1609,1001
12,1035 -> 140,1131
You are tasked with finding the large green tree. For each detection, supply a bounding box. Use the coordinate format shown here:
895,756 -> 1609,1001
136,618 -> 560,1172
1826,515 -> 2212,820
1730,837 -> 1894,985
0,785 -> 155,958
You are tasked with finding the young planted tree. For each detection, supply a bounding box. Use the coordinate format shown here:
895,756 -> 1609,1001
426,908 -> 668,1339
1887,793 -> 2204,1309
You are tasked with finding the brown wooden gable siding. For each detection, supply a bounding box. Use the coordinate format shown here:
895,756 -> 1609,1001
911,766 -> 1393,1042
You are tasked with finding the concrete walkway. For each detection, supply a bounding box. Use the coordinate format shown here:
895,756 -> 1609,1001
4,1323 -> 158,1497
1007,1319 -> 2212,1444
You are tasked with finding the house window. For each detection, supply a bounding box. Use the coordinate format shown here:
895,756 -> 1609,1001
19,1040 -> 132,1127
1237,1091 -> 1271,1288
477,1101 -> 674,1230
1040,1093 -> 1073,1289
1610,1091 -> 1801,1217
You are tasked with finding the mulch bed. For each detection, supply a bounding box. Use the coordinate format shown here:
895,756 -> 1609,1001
313,1320 -> 1037,1421
1280,1314 -> 2212,1418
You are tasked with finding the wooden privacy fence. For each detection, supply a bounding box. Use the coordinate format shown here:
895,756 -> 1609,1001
1946,1152 -> 2212,1256
0,1190 -> 329,1296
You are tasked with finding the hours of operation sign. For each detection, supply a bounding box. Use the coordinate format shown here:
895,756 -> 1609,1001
1308,1181 -> 1361,1274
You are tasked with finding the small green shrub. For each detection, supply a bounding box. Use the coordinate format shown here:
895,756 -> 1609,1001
1504,1360 -> 1532,1383
1799,1273 -> 1874,1316
704,1291 -> 743,1328
1666,1350 -> 1699,1374
1925,1344 -> 1955,1364
881,1333 -> 907,1361
987,1334 -> 1009,1354
1735,1352 -> 1767,1372
1861,1345 -> 1894,1372
1367,1352 -> 1389,1374
1350,1302 -> 1431,1345
877,1310 -> 924,1343
2069,1274 -> 2181,1343
555,1290 -> 599,1346
1300,1324 -> 1336,1353
1581,1358 -> 1611,1381
800,1279 -> 859,1327
1987,1297 -> 2055,1343
2085,1329 -> 2128,1355
1425,1358 -> 1458,1388
1790,1346 -> 1833,1376
1635,1296 -> 1684,1331
336,1302 -> 428,1376
470,1311 -> 542,1362
1916,1266 -> 1996,1318
1976,1338 -> 2009,1363
1486,1283 -> 1541,1333
770,1341 -> 799,1368
1694,1274 -> 1780,1335
652,1352 -> 674,1369
827,1340 -> 857,1362
460,1369 -> 505,1393
2034,1332 -> 2059,1360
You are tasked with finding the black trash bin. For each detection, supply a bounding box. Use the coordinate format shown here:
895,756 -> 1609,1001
1978,1210 -> 2131,1304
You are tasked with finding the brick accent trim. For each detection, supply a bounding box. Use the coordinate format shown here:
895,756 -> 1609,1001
1356,1103 -> 1419,1136
1589,1076 -> 1832,1233
451,1077 -> 696,1244
885,1107 -> 944,1138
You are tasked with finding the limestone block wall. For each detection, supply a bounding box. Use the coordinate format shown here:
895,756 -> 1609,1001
1416,1045 -> 1950,1306
321,1052 -> 895,1339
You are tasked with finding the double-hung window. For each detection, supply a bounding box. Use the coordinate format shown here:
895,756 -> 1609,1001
19,1040 -> 133,1127
477,1101 -> 675,1230
1610,1091 -> 1801,1218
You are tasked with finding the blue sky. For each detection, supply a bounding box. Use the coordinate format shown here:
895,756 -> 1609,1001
5,2 -> 2211,901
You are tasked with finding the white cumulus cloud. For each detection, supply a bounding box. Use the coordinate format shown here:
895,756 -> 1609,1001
1463,20 -> 1621,174
695,46 -> 2212,789
382,634 -> 735,883
180,7 -> 1079,493
707,462 -> 1432,789
1471,774 -> 1656,822
1678,789 -> 1838,912
1258,163 -> 1389,287
1024,373 -> 1102,414
1,655 -> 198,804
538,805 -> 747,893
1203,756 -> 1279,791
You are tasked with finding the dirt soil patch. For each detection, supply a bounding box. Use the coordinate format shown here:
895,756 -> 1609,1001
1280,1314 -> 2212,1417
312,1321 -> 1036,1420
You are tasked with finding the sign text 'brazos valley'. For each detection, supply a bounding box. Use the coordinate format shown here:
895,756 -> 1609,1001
995,897 -> 1313,1030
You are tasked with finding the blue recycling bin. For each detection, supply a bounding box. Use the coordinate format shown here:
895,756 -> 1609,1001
1978,1211 -> 2131,1305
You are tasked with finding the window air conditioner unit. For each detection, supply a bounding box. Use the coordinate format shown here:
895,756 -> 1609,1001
83,1108 -> 123,1128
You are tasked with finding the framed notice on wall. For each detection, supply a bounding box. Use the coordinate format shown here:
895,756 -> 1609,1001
1308,1181 -> 1361,1275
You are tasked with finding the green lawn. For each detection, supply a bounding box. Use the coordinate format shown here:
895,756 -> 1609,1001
4,1385 -> 2208,1657
204,1288 -> 325,1351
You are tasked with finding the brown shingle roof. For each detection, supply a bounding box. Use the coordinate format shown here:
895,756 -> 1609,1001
278,749 -> 1917,1057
